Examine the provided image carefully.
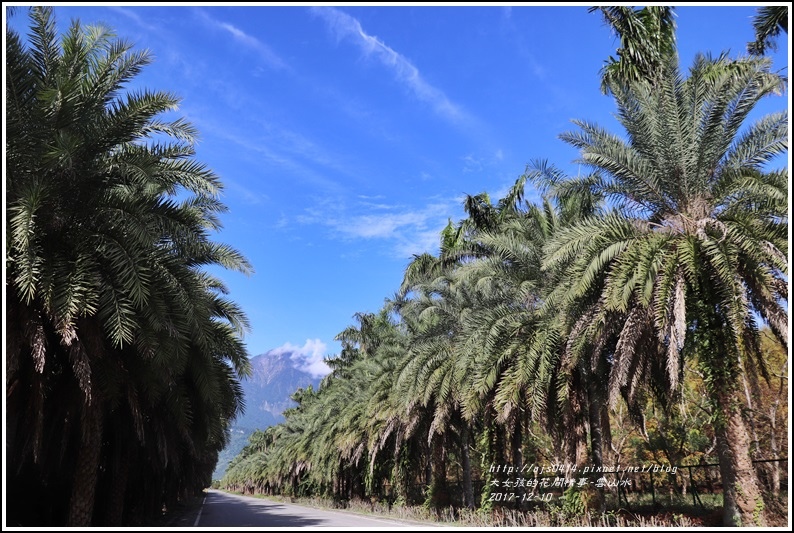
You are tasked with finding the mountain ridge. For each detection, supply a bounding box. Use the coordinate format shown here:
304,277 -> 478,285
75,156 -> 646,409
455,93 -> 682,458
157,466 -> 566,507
213,349 -> 324,479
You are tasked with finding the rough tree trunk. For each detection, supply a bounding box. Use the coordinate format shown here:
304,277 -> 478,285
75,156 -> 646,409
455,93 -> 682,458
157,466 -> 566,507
511,416 -> 523,508
714,387 -> 767,526
392,435 -> 411,504
563,374 -> 589,468
768,403 -> 780,497
105,443 -> 130,526
67,398 -> 104,526
428,433 -> 448,511
460,423 -> 475,509
586,375 -> 605,514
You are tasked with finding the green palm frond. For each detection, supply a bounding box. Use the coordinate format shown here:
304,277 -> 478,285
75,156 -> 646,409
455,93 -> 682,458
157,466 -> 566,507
748,6 -> 788,55
6,7 -> 254,521
591,6 -> 677,94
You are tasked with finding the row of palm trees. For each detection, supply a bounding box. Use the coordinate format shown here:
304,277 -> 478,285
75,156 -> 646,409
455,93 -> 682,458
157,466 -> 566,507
4,4 -> 786,528
6,7 -> 252,526
221,8 -> 788,527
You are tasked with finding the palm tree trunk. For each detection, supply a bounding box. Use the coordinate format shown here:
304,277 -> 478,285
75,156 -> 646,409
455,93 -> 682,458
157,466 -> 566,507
586,375 -> 605,514
336,460 -> 343,500
149,475 -> 165,521
392,436 -> 411,504
480,420 -> 496,510
459,423 -> 475,509
768,403 -> 780,496
563,374 -> 589,468
67,398 -> 104,526
105,443 -> 130,526
713,387 -> 767,526
511,416 -> 523,508
494,422 -> 506,465
429,434 -> 448,511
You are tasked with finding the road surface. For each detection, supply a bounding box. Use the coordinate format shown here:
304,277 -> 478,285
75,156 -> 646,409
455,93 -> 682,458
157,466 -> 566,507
196,489 -> 429,528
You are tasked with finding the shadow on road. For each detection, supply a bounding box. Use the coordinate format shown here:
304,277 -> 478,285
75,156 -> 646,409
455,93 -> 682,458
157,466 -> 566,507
199,492 -> 326,527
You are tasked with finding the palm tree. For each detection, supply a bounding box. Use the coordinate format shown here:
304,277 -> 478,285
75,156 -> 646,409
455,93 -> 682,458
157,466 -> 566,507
6,7 -> 251,525
395,256 -> 482,509
748,6 -> 788,55
448,171 -> 617,509
392,176 -> 597,510
544,51 -> 787,525
589,6 -> 677,94
393,198 -> 514,511
332,310 -> 414,502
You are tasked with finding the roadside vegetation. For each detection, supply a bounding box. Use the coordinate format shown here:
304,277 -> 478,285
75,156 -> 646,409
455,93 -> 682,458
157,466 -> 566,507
221,6 -> 788,527
6,7 -> 251,526
5,5 -> 787,528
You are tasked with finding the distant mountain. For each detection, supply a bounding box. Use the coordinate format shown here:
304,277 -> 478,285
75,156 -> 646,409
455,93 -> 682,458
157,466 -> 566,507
213,350 -> 323,480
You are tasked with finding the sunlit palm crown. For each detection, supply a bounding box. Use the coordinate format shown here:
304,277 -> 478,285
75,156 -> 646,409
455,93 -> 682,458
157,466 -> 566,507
544,52 -> 788,405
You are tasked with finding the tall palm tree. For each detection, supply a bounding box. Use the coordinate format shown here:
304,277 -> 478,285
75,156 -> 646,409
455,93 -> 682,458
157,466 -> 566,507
6,7 -> 251,525
395,256 -> 482,509
392,175 -> 598,510
544,51 -> 787,526
449,171 -> 616,508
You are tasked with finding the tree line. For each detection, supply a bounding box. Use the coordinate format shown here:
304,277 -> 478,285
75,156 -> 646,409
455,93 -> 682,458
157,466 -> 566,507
5,4 -> 788,528
6,7 -> 251,526
221,7 -> 788,527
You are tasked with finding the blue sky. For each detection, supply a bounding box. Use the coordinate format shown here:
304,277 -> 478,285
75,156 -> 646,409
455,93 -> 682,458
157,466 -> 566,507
4,4 -> 790,378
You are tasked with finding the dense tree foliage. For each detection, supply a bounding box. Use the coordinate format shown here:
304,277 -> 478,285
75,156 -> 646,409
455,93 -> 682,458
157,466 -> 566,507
222,7 -> 787,527
548,51 -> 786,528
6,7 -> 251,526
747,6 -> 788,56
5,5 -> 787,528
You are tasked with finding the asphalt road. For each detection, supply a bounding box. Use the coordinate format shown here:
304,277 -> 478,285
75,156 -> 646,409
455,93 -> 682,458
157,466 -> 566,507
195,489 -> 428,528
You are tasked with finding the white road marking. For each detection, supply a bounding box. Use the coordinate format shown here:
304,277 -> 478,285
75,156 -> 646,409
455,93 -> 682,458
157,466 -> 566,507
193,493 -> 207,527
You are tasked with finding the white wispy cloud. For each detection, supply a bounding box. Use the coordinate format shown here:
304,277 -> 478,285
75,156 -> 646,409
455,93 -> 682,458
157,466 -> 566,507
462,149 -> 508,174
270,339 -> 331,378
500,9 -> 553,83
462,154 -> 484,173
275,213 -> 289,229
223,178 -> 270,205
394,227 -> 447,258
357,196 -> 396,210
340,211 -> 432,239
208,127 -> 345,194
299,197 -> 458,258
108,6 -> 160,32
311,6 -> 468,125
195,9 -> 286,70
178,84 -> 360,196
